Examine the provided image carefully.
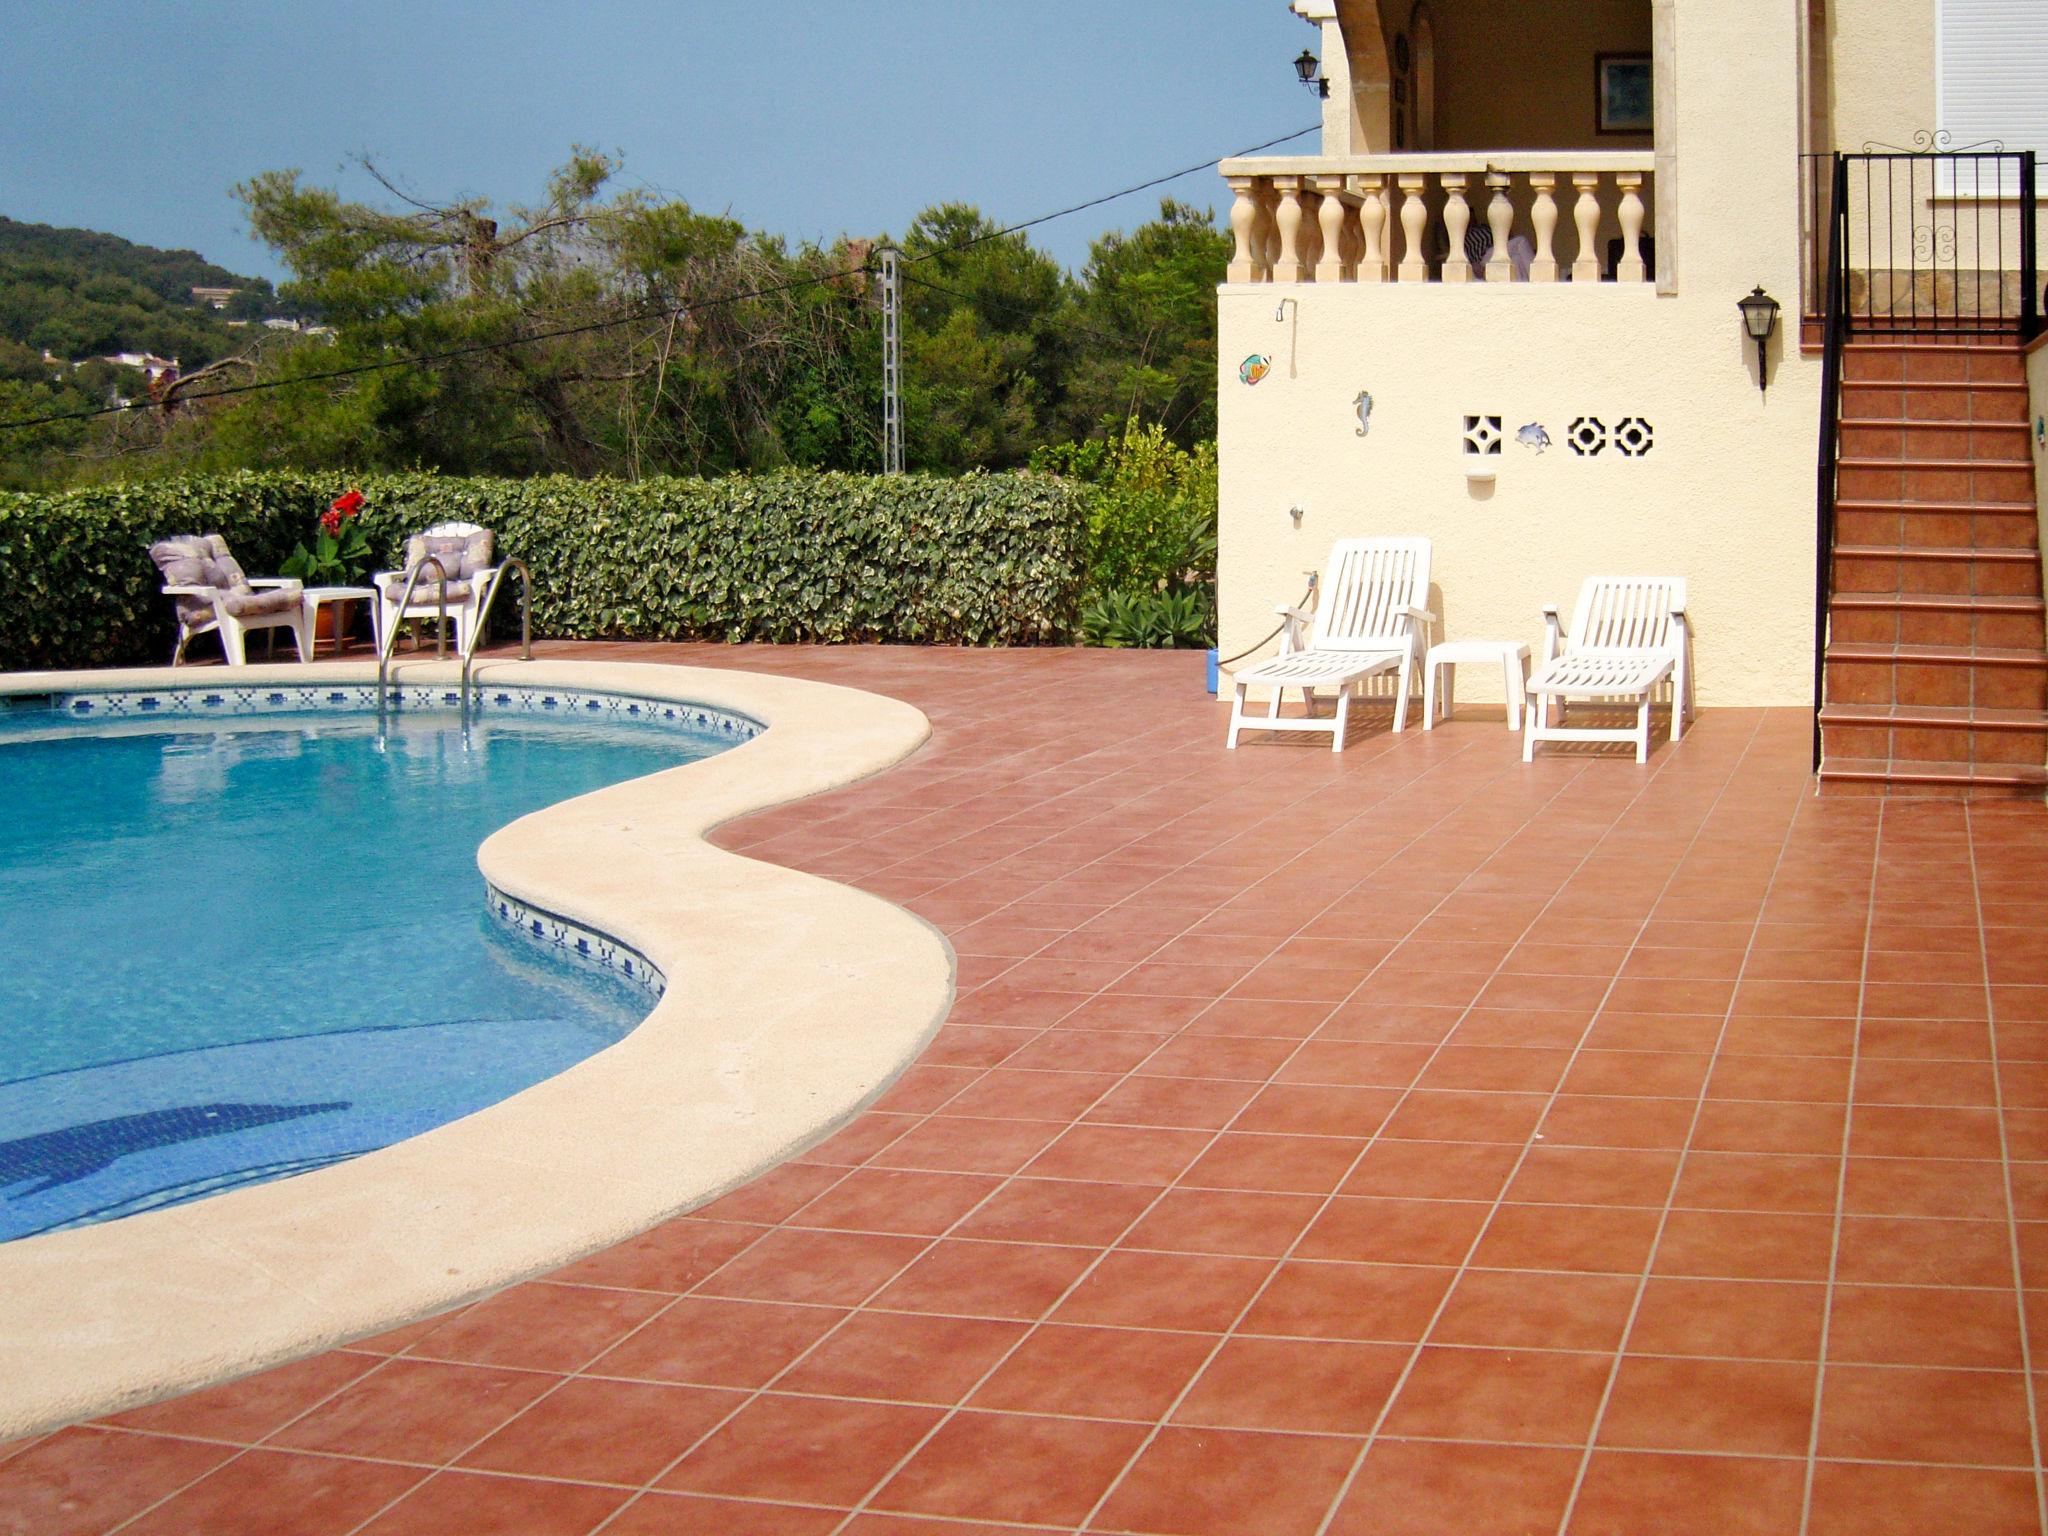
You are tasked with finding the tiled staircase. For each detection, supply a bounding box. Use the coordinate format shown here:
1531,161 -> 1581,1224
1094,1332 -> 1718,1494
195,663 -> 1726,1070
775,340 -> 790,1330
1817,337 -> 2048,797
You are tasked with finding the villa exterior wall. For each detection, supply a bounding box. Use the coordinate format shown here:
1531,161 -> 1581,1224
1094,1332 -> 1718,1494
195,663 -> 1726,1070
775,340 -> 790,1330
1219,0 -> 1821,708
1824,0 -> 1935,152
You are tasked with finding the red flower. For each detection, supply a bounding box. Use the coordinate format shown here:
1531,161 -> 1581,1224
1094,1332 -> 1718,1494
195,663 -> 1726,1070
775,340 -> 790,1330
330,489 -> 364,519
320,508 -> 342,536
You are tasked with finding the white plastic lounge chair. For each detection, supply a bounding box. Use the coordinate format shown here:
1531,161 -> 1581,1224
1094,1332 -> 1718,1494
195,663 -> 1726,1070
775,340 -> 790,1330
150,535 -> 310,666
373,522 -> 499,656
1226,536 -> 1434,752
1523,576 -> 1693,764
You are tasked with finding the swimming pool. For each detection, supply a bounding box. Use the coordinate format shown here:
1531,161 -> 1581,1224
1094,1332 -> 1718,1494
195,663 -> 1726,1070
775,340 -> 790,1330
0,689 -> 749,1240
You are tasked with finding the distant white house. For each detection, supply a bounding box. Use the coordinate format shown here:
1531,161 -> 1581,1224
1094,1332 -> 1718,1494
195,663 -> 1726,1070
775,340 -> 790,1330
254,317 -> 334,340
189,286 -> 238,309
99,352 -> 178,381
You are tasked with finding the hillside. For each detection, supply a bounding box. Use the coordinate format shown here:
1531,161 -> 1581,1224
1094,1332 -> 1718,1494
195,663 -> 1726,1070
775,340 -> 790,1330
0,215 -> 291,370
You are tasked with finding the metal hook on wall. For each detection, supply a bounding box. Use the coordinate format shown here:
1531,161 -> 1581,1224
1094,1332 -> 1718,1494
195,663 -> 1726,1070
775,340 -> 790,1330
1274,297 -> 1301,376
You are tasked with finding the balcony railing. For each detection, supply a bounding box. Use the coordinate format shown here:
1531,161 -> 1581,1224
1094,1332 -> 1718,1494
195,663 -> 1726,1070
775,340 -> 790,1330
1219,152 -> 1657,286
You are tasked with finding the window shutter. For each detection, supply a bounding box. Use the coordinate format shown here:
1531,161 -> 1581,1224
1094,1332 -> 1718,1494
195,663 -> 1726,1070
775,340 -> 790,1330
1940,0 -> 2048,156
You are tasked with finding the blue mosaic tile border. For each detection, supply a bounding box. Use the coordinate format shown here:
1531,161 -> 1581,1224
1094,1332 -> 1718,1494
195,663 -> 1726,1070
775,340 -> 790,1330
12,679 -> 721,1009
31,683 -> 762,743
484,881 -> 667,999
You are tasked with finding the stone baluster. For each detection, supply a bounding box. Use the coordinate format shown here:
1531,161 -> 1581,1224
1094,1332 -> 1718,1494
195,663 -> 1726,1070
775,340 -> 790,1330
1615,171 -> 1647,282
1226,177 -> 1262,284
1315,178 -> 1351,283
1338,188 -> 1364,272
1392,176 -> 1425,284
1351,174 -> 1388,283
1440,173 -> 1473,283
1254,185 -> 1281,280
1528,172 -> 1560,282
1484,172 -> 1515,282
1571,173 -> 1604,283
1396,174 -> 1429,282
1299,187 -> 1325,277
1273,178 -> 1310,283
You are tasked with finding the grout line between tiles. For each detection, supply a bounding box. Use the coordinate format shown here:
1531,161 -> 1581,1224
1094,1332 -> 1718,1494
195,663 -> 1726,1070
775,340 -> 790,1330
1967,800 -> 2048,1534
1552,717 -> 1815,1532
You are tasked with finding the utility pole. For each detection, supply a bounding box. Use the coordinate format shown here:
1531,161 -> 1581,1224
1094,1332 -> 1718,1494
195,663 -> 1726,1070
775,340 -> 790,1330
879,246 -> 903,474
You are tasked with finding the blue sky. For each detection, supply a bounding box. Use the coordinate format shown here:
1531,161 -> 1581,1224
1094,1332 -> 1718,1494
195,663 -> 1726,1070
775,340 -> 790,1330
0,1 -> 1314,283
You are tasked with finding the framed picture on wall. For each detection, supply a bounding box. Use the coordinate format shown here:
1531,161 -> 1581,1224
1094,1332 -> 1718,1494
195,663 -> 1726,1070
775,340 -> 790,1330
1596,53 -> 1653,134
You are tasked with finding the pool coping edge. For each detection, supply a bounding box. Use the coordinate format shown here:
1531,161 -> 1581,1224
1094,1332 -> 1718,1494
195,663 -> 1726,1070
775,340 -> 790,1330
0,657 -> 946,1437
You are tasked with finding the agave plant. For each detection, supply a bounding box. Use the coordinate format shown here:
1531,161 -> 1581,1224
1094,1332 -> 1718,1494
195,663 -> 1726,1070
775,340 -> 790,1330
1080,588 -> 1215,649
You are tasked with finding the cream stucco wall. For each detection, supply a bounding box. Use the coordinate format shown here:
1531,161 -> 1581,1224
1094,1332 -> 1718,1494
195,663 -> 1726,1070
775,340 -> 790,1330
1824,0 -> 1935,151
1219,0 -> 1822,709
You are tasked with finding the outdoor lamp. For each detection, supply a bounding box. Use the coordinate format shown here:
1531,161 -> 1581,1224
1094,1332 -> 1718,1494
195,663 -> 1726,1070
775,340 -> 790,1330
1295,49 -> 1330,98
1738,286 -> 1781,395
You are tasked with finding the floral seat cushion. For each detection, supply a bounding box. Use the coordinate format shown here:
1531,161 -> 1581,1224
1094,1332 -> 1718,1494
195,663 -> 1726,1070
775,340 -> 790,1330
394,530 -> 493,605
219,585 -> 304,618
149,535 -> 302,628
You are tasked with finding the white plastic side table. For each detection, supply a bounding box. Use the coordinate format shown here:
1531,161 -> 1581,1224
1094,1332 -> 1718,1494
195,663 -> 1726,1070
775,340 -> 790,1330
1424,639 -> 1532,730
301,585 -> 377,658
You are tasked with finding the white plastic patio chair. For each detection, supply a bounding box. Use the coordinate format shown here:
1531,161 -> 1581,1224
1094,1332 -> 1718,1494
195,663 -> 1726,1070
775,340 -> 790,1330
1226,536 -> 1434,752
1523,576 -> 1693,764
372,522 -> 499,656
150,534 -> 310,666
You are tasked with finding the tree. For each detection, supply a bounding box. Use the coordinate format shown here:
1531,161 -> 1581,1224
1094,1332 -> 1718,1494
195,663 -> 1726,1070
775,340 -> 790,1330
897,204 -> 1075,470
0,340 -> 102,488
0,155 -> 1241,489
185,151 -> 885,480
1059,199 -> 1230,446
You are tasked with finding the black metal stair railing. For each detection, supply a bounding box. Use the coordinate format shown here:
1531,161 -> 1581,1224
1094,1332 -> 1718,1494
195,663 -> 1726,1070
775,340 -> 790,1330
1811,153 -> 1848,774
1804,147 -> 2042,773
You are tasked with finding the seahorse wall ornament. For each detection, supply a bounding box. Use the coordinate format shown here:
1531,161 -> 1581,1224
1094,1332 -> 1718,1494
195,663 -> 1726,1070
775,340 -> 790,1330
1353,390 -> 1373,437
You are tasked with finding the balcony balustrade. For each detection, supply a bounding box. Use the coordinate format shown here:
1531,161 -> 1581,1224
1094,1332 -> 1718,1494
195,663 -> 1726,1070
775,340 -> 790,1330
1220,152 -> 1657,287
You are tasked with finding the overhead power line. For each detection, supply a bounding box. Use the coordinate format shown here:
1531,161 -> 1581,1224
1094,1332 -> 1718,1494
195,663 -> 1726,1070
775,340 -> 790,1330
899,272 -> 1146,350
0,124 -> 1316,434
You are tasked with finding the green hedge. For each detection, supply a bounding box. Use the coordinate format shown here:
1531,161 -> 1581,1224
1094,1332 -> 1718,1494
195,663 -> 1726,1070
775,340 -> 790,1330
0,470 -> 1088,670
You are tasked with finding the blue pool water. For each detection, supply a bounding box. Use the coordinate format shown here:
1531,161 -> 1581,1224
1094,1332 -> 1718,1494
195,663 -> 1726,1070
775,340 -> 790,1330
0,702 -> 734,1239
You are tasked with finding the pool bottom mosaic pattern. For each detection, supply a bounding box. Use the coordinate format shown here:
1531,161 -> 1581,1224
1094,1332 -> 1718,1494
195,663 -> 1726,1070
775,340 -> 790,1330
0,691 -> 741,1239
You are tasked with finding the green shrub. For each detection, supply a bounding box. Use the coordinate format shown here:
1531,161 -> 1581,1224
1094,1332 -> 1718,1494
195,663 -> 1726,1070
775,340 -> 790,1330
1033,423 -> 1217,648
0,469 -> 1087,671
1080,588 -> 1216,649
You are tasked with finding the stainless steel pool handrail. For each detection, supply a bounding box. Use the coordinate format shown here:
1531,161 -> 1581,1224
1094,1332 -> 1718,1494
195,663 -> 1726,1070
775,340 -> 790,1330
461,558 -> 534,722
375,556 -> 451,732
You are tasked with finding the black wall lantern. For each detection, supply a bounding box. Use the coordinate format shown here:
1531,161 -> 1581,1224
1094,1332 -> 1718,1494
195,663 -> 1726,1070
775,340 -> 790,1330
1738,286 -> 1781,395
1294,49 -> 1330,98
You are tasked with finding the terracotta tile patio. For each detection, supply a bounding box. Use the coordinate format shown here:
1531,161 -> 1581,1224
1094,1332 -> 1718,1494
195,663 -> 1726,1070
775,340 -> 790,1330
6,644 -> 2048,1535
